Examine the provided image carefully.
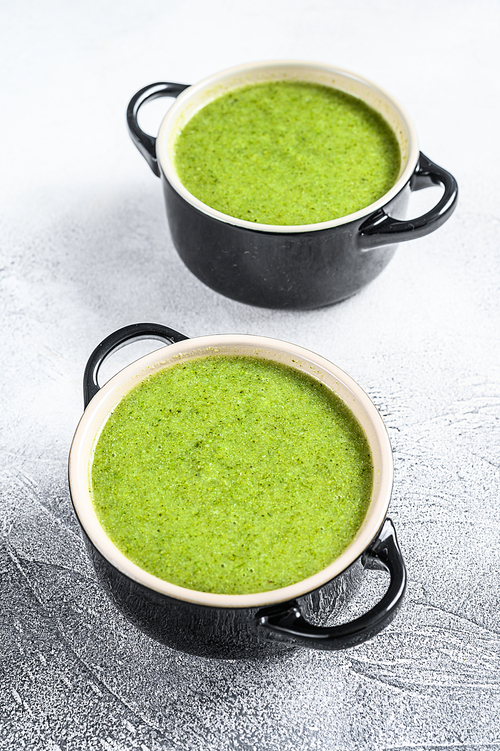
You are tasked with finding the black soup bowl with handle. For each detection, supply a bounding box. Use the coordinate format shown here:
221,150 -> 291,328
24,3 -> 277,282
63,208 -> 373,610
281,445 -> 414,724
69,323 -> 406,659
127,60 -> 458,309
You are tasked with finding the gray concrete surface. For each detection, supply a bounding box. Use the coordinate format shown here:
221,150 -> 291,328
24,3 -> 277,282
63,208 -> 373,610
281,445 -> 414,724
1,1 -> 499,748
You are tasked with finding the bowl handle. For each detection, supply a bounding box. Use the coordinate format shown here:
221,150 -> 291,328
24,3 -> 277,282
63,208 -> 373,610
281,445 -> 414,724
83,323 -> 189,408
257,518 -> 406,650
358,152 -> 458,250
127,82 -> 189,176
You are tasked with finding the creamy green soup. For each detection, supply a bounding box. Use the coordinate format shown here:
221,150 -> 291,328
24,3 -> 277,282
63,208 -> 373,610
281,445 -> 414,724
91,356 -> 373,595
174,80 -> 400,226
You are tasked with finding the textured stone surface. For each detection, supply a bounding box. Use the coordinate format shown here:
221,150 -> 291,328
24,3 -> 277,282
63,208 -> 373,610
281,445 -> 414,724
1,0 -> 500,748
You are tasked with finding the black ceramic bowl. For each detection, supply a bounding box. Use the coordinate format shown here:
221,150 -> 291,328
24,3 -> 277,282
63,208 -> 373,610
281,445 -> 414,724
69,323 -> 406,659
127,61 -> 458,309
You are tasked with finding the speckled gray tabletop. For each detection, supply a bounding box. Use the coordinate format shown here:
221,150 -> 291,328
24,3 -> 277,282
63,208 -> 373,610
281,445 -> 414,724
1,1 -> 500,749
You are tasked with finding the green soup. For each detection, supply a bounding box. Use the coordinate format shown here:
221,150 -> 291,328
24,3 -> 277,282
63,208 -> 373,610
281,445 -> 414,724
174,80 -> 401,226
90,356 -> 373,595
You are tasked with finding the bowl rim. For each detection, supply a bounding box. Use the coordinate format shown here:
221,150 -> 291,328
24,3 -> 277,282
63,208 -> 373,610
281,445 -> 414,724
155,59 -> 419,234
69,334 -> 394,609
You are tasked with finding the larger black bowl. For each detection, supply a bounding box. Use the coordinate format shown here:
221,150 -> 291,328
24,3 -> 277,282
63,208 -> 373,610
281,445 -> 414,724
69,323 -> 406,659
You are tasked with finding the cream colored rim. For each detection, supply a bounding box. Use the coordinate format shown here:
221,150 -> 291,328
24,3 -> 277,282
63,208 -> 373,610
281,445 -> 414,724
156,60 -> 419,234
69,335 -> 393,608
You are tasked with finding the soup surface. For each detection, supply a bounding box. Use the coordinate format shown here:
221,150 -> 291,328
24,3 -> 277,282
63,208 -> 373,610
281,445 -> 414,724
91,356 -> 373,595
174,80 -> 401,225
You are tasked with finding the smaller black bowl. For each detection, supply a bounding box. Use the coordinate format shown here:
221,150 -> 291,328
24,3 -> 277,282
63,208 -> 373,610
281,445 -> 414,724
127,61 -> 458,309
